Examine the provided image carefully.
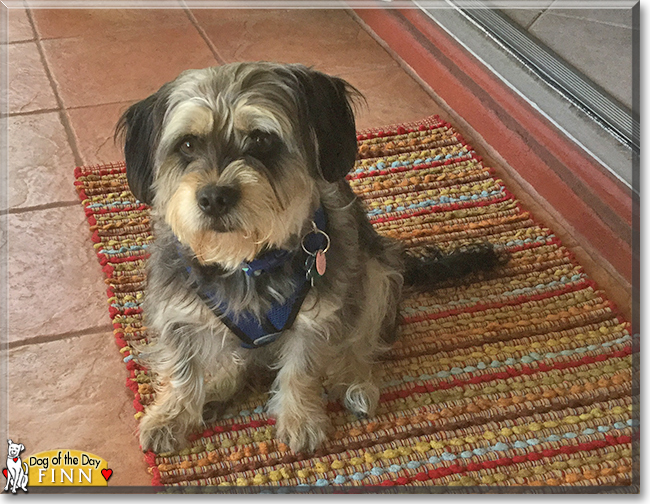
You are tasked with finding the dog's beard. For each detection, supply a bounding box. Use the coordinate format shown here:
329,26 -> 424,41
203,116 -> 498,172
165,164 -> 314,270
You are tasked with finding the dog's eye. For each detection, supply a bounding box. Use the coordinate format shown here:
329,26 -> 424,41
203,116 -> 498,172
177,136 -> 199,157
249,130 -> 276,153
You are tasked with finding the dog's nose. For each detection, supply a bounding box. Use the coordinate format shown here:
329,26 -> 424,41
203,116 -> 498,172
196,184 -> 240,216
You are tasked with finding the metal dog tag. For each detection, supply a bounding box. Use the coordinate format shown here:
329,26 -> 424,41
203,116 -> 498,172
316,250 -> 326,276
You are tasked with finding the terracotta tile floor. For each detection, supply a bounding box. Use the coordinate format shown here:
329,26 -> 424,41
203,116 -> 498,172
4,7 -> 632,488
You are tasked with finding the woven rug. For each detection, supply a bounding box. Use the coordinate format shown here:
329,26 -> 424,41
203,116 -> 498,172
74,116 -> 637,491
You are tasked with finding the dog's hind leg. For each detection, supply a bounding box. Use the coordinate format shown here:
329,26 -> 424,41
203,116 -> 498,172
325,332 -> 381,420
340,364 -> 380,420
327,258 -> 402,418
19,468 -> 28,492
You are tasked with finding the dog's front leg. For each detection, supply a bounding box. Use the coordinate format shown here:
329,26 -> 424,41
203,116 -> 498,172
201,348 -> 251,423
268,362 -> 329,453
8,468 -> 17,493
138,325 -> 208,453
267,331 -> 330,453
139,358 -> 205,453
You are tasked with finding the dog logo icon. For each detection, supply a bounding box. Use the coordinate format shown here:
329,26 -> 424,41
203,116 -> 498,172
3,439 -> 29,494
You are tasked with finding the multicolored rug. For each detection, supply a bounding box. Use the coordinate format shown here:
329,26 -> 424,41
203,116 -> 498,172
74,116 -> 637,491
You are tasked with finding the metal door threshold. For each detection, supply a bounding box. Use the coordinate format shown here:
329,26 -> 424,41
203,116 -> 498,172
415,0 -> 637,191
459,1 -> 638,154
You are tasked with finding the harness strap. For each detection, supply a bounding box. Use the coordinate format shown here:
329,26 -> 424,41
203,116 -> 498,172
180,207 -> 328,348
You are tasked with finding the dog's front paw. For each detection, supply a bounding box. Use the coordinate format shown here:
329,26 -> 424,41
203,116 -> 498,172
274,411 -> 330,453
138,413 -> 189,454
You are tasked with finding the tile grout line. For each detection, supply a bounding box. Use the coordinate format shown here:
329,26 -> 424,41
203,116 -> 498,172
4,100 -> 135,119
545,11 -> 634,30
181,3 -> 227,65
2,38 -> 36,44
7,323 -> 115,350
25,8 -> 84,168
1,199 -> 80,215
21,0 -> 37,40
66,99 -> 134,112
535,0 -> 560,29
527,6 -> 549,30
3,106 -> 61,118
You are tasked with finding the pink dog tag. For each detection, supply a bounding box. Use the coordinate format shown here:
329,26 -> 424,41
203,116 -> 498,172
316,250 -> 326,276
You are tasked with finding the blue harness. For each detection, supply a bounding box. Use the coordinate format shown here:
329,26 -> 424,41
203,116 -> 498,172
180,208 -> 328,349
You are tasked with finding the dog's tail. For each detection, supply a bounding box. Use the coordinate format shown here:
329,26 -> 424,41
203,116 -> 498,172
402,243 -> 506,291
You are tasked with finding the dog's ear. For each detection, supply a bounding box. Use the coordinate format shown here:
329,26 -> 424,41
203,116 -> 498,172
286,67 -> 361,183
7,439 -> 11,445
115,85 -> 170,205
18,444 -> 24,452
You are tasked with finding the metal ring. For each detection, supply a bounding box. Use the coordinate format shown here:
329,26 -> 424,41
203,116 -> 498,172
301,221 -> 331,256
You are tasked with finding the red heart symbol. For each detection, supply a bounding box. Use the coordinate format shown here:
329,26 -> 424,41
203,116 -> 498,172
2,468 -> 7,478
13,458 -> 18,462
101,468 -> 112,482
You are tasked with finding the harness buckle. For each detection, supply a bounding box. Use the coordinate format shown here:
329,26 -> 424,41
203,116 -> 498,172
252,332 -> 282,347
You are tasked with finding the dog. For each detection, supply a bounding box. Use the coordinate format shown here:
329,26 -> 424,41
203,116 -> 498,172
117,62 -> 502,454
5,440 -> 28,493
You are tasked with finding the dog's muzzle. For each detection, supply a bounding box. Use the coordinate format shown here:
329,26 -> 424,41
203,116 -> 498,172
196,184 -> 240,217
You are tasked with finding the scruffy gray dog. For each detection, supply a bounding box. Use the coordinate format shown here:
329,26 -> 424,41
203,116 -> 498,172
117,62 -> 500,454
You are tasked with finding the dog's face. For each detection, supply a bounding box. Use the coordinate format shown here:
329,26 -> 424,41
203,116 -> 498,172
7,440 -> 24,458
118,63 -> 359,269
